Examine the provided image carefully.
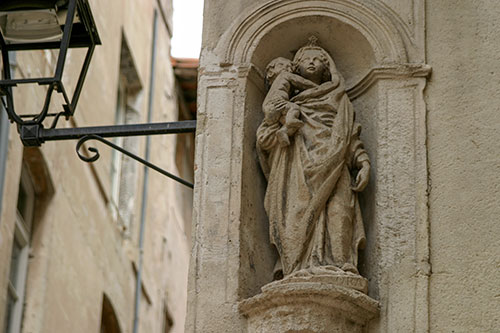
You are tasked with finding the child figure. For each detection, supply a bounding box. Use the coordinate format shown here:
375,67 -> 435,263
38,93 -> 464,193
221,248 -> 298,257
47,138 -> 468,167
263,57 -> 318,147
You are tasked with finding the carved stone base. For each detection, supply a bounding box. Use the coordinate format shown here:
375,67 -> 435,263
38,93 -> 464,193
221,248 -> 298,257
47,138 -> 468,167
239,271 -> 379,333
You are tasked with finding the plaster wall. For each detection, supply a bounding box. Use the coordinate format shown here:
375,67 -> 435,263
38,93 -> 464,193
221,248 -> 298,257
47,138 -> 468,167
426,1 -> 500,331
0,1 -> 191,332
201,0 -> 268,50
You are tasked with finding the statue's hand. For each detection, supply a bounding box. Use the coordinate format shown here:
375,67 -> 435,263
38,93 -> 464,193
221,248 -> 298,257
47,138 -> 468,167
352,161 -> 370,192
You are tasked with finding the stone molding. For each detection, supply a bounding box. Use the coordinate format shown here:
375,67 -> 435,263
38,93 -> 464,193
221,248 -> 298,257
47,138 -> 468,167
215,0 -> 410,66
240,276 -> 379,332
347,63 -> 432,99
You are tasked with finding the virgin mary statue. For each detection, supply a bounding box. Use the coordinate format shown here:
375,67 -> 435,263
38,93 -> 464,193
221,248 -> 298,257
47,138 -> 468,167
256,37 -> 371,278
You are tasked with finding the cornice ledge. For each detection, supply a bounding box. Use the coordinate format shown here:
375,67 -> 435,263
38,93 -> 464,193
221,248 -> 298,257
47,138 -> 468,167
347,63 -> 432,99
199,63 -> 264,81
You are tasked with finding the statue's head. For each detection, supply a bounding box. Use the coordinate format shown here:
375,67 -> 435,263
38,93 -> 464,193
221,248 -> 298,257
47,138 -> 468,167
265,57 -> 293,86
293,36 -> 332,84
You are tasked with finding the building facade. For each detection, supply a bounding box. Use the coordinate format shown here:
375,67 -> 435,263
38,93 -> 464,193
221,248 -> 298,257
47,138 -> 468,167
187,0 -> 500,332
0,1 -> 193,332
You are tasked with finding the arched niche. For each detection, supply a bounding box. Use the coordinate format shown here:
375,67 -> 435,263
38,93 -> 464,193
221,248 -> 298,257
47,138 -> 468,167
236,14 -> 383,300
216,0 -> 409,66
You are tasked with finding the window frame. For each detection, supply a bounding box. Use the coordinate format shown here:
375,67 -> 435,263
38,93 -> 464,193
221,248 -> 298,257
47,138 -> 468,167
109,37 -> 142,235
5,165 -> 35,333
110,75 -> 128,222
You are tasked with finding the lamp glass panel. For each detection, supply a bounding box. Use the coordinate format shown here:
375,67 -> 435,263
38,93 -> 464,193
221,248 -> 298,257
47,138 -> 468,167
0,9 -> 63,44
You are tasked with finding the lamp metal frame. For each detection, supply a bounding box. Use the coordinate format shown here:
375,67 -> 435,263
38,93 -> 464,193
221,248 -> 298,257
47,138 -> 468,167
0,0 -> 196,188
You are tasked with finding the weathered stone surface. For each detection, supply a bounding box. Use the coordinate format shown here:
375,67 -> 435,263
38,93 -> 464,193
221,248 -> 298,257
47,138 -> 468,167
426,1 -> 500,331
240,273 -> 378,333
191,2 -> 430,332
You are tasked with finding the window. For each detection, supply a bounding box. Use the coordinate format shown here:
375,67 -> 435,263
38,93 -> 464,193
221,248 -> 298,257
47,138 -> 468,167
1,52 -> 16,217
109,75 -> 128,219
4,165 -> 35,333
109,35 -> 142,234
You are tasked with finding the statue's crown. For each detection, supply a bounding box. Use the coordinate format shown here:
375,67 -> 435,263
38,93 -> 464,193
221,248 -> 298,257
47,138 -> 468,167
308,36 -> 319,47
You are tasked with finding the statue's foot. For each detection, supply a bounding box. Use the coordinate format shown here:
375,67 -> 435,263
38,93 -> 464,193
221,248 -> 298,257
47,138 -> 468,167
341,263 -> 359,275
275,265 -> 365,289
287,269 -> 312,278
318,265 -> 344,274
277,130 -> 290,147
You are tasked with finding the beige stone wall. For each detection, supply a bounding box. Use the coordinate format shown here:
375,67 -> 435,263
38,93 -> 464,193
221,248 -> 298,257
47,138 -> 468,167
189,0 -> 500,332
201,0 -> 268,50
426,1 -> 500,331
0,1 -> 191,332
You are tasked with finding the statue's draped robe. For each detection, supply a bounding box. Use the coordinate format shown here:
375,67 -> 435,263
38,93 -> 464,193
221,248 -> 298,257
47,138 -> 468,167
257,81 -> 369,276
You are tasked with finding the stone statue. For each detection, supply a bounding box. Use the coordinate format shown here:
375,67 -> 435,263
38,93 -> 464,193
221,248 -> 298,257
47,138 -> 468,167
256,37 -> 370,279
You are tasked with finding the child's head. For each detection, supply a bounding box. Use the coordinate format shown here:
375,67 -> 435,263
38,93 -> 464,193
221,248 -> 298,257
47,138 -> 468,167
266,57 -> 293,85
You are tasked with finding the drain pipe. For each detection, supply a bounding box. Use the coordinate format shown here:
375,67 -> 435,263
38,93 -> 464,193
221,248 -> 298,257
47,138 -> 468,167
133,9 -> 158,333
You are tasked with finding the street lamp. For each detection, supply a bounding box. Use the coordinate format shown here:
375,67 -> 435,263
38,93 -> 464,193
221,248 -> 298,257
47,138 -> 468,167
0,0 -> 100,143
0,0 -> 195,188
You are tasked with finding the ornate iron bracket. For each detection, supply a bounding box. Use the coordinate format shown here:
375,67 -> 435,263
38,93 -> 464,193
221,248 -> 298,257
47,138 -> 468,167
76,134 -> 193,189
20,119 -> 198,188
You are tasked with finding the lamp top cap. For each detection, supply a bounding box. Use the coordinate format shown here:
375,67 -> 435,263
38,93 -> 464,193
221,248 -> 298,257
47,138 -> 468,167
0,0 -> 101,48
0,0 -> 70,11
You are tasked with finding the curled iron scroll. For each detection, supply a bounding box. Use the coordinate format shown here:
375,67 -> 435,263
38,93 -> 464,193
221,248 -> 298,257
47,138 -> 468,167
76,134 -> 194,189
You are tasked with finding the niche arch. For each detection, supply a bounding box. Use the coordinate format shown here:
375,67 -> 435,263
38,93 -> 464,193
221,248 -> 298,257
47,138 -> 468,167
227,0 -> 418,299
216,0 -> 409,67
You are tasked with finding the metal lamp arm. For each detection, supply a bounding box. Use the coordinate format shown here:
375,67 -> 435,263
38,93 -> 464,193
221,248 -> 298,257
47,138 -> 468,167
76,134 -> 194,189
